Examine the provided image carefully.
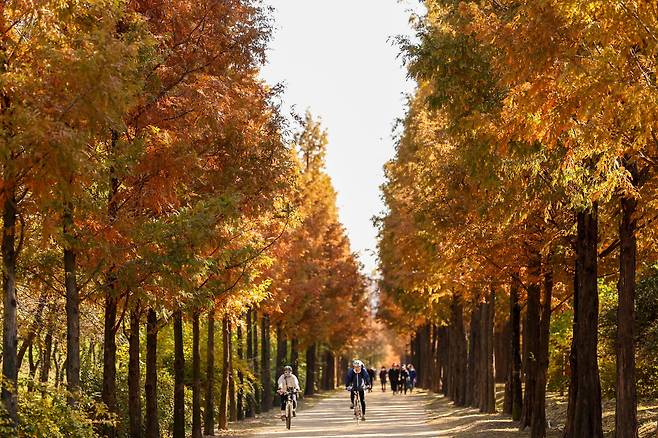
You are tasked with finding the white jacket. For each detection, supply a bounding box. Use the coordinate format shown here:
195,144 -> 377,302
278,374 -> 300,392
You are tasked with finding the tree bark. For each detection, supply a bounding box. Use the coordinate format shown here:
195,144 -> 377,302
616,190 -> 638,438
128,305 -> 142,438
102,127 -> 121,437
40,325 -> 53,385
305,344 -> 317,396
145,309 -> 160,438
261,313 -> 272,410
102,282 -> 118,438
531,264 -> 553,438
565,206 -> 604,438
291,338 -> 299,376
521,252 -> 541,429
481,288 -> 495,413
467,307 -> 480,407
450,294 -> 467,406
192,311 -> 202,438
204,309 -> 215,435
237,323 -> 244,421
219,316 -> 230,430
245,309 -> 254,419
253,310 -> 261,414
228,320 -> 237,422
173,310 -> 185,438
511,278 -> 523,420
276,324 -> 287,378
64,205 -> 80,405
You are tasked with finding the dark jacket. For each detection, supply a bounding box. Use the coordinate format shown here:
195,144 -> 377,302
345,368 -> 371,389
379,369 -> 387,382
388,367 -> 400,382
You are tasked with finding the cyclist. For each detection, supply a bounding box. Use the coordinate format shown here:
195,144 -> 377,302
379,366 -> 387,391
345,359 -> 371,420
277,365 -> 301,421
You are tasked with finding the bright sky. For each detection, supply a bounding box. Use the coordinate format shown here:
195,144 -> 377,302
261,0 -> 422,275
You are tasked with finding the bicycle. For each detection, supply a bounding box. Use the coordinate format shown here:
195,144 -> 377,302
347,386 -> 367,423
282,388 -> 297,430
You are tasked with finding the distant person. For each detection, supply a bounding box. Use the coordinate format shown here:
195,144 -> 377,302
388,363 -> 400,394
367,367 -> 376,392
277,365 -> 301,420
407,364 -> 417,393
379,366 -> 388,391
345,359 -> 371,420
399,365 -> 410,395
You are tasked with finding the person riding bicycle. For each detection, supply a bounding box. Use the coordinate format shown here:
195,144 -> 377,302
345,359 -> 371,420
277,365 -> 301,421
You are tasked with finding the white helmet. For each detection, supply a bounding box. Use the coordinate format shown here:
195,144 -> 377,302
352,359 -> 364,368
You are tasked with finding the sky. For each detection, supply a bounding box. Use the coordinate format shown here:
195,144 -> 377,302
261,0 -> 423,275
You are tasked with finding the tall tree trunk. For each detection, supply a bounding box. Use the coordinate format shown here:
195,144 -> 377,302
276,324 -> 287,378
128,305 -> 142,438
204,308 -> 215,435
521,252 -> 541,429
616,190 -> 638,438
531,265 -> 553,438
64,205 -> 80,405
219,316 -> 230,430
253,310 -> 261,414
510,278 -> 523,420
192,311 -> 202,438
102,123 -> 121,438
40,325 -> 53,385
305,344 -> 317,396
291,338 -> 299,376
565,206 -> 603,438
451,294 -> 467,406
237,323 -> 244,421
173,310 -> 185,438
245,309 -> 254,419
260,314 -> 272,410
481,288 -> 495,413
467,307 -> 480,407
145,309 -> 160,438
102,282 -> 118,438
228,320 -> 237,422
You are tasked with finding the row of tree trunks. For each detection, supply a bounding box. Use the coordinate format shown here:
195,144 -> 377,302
63,205 -> 81,406
219,316 -> 230,430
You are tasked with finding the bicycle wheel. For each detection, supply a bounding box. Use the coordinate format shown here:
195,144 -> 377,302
354,393 -> 362,423
286,402 -> 292,430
